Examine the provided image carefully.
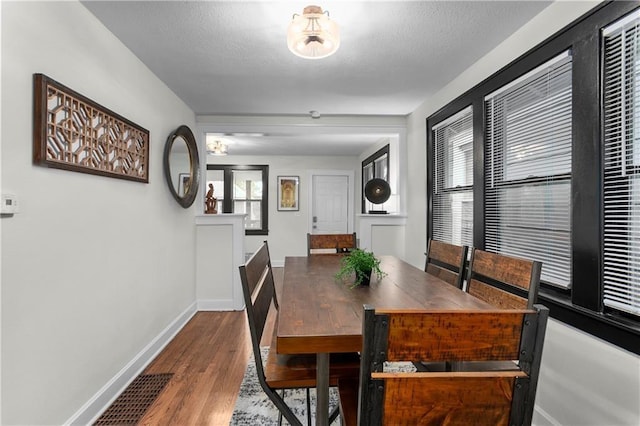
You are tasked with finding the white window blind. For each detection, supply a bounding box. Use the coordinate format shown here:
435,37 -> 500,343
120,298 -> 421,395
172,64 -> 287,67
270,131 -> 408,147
484,51 -> 572,288
433,106 -> 473,247
602,11 -> 640,317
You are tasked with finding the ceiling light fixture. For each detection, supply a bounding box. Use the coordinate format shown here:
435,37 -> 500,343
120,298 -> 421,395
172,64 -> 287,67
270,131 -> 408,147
225,132 -> 265,137
206,139 -> 228,156
287,5 -> 340,60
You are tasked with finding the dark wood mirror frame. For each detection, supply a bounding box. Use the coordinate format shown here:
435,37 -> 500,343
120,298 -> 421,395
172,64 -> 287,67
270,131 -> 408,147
164,125 -> 200,208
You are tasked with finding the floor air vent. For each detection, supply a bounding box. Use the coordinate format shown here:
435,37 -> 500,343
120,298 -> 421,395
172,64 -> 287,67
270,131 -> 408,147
94,373 -> 173,425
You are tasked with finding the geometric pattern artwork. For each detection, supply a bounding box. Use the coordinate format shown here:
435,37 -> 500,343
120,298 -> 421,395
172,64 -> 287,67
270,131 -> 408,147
33,73 -> 149,183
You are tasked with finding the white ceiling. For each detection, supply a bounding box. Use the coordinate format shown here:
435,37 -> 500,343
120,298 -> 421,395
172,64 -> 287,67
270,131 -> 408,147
81,0 -> 553,155
203,131 -> 399,156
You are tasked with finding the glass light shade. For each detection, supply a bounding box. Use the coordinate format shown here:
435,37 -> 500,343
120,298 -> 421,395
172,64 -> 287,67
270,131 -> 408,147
287,5 -> 340,59
206,139 -> 227,156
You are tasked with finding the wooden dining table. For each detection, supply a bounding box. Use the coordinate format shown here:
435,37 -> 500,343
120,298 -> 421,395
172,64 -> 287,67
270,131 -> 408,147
277,255 -> 495,426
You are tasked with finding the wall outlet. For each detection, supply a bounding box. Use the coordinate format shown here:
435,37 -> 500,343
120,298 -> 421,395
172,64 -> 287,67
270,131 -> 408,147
1,193 -> 19,214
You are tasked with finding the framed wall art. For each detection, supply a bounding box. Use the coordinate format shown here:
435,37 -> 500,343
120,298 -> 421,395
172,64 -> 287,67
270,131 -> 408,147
178,173 -> 191,197
33,73 -> 149,183
277,176 -> 299,211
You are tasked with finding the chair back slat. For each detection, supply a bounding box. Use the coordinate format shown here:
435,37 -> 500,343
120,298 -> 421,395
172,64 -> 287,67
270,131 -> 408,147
377,375 -> 519,426
467,279 -> 529,309
243,243 -> 274,296
467,249 -> 542,309
425,264 -> 461,287
424,240 -> 468,289
307,233 -> 357,255
470,249 -> 537,290
251,272 -> 275,345
428,240 -> 466,268
239,242 -> 276,352
383,310 -> 524,362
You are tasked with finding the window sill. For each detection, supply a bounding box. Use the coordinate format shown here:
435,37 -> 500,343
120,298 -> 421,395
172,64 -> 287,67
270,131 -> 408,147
538,289 -> 640,355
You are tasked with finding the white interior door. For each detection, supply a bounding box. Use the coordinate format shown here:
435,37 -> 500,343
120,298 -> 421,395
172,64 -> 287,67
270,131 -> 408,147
312,175 -> 349,234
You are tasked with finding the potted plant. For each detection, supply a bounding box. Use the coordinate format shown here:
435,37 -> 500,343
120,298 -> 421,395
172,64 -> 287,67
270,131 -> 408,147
335,248 -> 386,287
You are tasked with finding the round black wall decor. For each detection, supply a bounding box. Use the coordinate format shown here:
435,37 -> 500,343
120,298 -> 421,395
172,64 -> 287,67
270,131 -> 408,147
364,178 -> 391,212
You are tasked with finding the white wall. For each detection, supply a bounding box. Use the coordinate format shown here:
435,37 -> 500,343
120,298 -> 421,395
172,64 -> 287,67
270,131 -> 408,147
371,225 -> 405,257
0,3 -> 4,422
405,1 -> 640,425
535,319 -> 639,425
207,154 -> 360,264
1,1 -> 197,424
403,113 -> 428,268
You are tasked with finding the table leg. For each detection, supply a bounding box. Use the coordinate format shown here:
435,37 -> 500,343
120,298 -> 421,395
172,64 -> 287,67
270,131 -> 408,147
316,352 -> 329,426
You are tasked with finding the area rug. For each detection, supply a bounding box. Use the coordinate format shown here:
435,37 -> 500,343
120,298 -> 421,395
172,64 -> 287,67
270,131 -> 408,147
230,348 -> 415,425
230,348 -> 341,425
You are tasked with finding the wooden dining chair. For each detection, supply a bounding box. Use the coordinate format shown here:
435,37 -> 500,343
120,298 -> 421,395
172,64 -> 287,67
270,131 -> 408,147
424,239 -> 468,289
307,232 -> 357,255
338,305 -> 549,426
466,248 -> 542,309
420,249 -> 543,375
416,239 -> 470,372
239,241 -> 360,426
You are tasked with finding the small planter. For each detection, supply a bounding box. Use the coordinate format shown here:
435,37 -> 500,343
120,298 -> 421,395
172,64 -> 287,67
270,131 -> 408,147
335,249 -> 386,287
356,268 -> 372,286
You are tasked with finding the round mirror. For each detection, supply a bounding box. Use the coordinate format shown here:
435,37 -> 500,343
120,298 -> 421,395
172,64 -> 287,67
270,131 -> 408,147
163,125 -> 200,208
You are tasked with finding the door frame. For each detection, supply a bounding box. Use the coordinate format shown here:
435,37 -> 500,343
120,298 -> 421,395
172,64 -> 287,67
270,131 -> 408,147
307,169 -> 355,235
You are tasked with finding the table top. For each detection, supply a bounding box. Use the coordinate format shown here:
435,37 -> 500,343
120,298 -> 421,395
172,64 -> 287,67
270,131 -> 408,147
277,255 -> 494,354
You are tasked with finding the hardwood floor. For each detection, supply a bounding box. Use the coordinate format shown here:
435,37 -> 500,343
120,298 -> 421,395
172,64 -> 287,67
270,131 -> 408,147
119,268 -> 282,425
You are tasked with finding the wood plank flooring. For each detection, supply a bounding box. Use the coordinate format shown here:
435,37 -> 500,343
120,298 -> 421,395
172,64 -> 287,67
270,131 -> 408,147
113,268 -> 283,425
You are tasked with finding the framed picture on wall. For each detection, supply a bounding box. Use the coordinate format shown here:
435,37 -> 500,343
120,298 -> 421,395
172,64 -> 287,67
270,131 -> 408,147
277,176 -> 299,211
178,173 -> 191,197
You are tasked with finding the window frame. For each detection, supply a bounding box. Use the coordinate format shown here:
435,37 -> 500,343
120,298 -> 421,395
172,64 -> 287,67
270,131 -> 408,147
484,52 -> 573,289
206,164 -> 269,236
601,14 -> 640,318
431,106 -> 474,247
361,145 -> 390,213
426,0 -> 640,355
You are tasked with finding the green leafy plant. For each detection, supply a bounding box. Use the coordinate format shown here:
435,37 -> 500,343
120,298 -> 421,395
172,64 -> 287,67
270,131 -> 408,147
335,248 -> 386,287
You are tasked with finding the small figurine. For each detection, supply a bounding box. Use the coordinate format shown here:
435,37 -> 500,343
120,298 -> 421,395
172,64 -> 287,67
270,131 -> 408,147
205,183 -> 218,214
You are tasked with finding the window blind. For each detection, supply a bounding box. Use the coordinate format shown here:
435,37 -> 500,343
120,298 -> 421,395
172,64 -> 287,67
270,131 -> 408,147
433,106 -> 473,247
484,51 -> 572,288
602,11 -> 640,317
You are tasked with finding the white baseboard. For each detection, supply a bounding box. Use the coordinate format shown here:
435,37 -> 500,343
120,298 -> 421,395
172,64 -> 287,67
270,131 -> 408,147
197,298 -> 240,311
533,404 -> 561,426
64,302 -> 198,425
